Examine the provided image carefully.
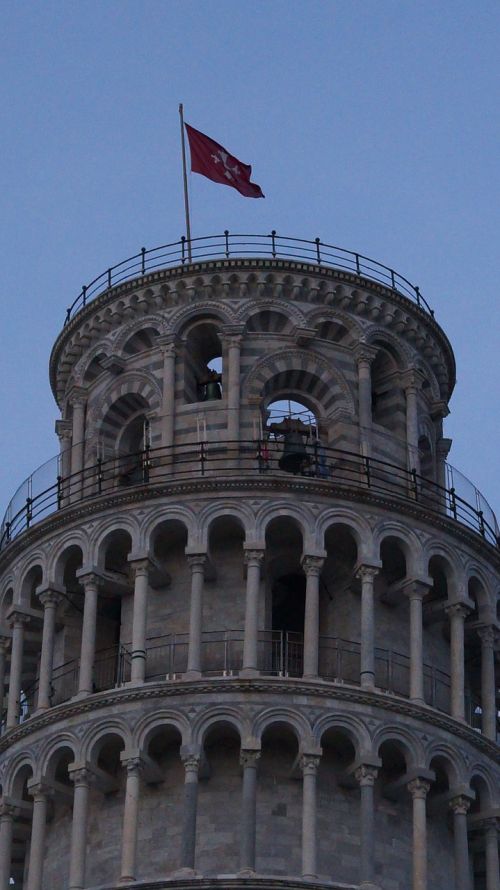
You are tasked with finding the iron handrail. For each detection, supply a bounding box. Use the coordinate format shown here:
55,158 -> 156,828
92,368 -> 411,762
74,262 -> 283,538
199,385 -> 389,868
62,232 -> 434,325
1,439 -> 498,551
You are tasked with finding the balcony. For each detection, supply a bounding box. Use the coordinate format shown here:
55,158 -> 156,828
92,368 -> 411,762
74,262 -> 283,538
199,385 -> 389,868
1,440 -> 498,551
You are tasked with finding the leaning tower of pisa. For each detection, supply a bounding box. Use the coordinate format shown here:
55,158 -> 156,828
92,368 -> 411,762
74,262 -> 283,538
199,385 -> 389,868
0,233 -> 498,890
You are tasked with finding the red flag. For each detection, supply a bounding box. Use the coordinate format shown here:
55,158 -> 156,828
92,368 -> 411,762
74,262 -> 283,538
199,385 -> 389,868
185,123 -> 264,198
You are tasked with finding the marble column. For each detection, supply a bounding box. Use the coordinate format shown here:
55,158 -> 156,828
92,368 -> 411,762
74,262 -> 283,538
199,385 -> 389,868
179,754 -> 200,873
224,330 -> 243,446
445,603 -> 470,721
77,574 -> 99,696
159,337 -> 177,455
239,750 -> 260,874
355,764 -> 379,889
407,777 -> 430,890
0,803 -> 14,890
242,551 -> 264,676
477,626 -> 497,741
186,556 -> 205,679
70,394 -> 86,478
404,370 -> 421,475
36,590 -> 62,711
449,795 -> 471,890
302,556 -> 324,679
301,754 -> 320,879
6,612 -> 30,729
356,344 -> 376,457
119,756 -> 143,884
356,566 -> 379,690
26,782 -> 50,890
483,818 -> 500,890
129,560 -> 149,684
0,637 -> 9,718
406,582 -> 428,704
68,767 -> 91,890
55,418 -> 73,504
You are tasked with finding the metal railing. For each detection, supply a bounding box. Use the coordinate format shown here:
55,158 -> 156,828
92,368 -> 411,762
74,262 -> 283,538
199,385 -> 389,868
1,440 -> 498,551
5,632 -> 489,735
61,232 -> 434,325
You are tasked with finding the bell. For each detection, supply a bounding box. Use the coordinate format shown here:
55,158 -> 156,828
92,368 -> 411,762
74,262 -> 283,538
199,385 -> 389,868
279,430 -> 309,474
205,380 -> 222,400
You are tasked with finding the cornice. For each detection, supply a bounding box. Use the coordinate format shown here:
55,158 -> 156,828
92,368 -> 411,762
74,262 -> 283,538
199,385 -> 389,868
1,475 -> 499,574
49,258 -> 455,404
68,877 -> 357,890
0,676 -> 497,762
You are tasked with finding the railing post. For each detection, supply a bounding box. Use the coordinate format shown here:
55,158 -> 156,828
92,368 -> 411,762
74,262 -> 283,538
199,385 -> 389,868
57,475 -> 63,509
449,487 -> 458,520
390,269 -> 396,289
200,442 -> 206,476
26,496 -> 33,528
82,285 -> 87,307
107,268 -> 112,288
478,510 -> 485,537
181,235 -> 186,264
271,229 -> 277,258
97,458 -> 103,494
415,285 -> 422,308
411,468 -> 419,501
315,237 -> 321,264
224,229 -> 229,258
141,247 -> 146,275
355,253 -> 361,274
364,455 -> 371,488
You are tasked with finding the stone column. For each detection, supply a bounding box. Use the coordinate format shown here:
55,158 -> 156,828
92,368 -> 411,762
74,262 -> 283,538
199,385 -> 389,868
356,566 -> 379,690
239,749 -> 260,874
0,803 -> 14,890
301,754 -> 320,879
68,767 -> 91,890
223,328 -> 243,446
355,764 -> 379,889
36,590 -> 62,711
356,344 -> 376,457
449,795 -> 471,890
445,603 -> 470,721
77,574 -> 100,696
55,418 -> 73,504
404,370 -> 422,474
186,556 -> 205,679
26,782 -> 50,890
129,560 -> 149,684
477,626 -> 497,741
0,637 -> 9,716
119,756 -> 143,884
159,337 -> 177,454
483,818 -> 500,890
408,778 -> 430,890
70,392 -> 86,478
302,556 -> 324,679
179,754 -> 200,873
405,581 -> 428,704
242,551 -> 264,676
6,611 -> 30,729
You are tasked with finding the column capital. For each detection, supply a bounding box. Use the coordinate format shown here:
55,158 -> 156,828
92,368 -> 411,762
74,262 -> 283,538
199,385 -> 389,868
449,794 -> 472,816
301,555 -> 324,576
55,418 -> 73,440
300,753 -> 321,776
7,610 -> 30,630
158,332 -> 180,352
354,342 -> 378,366
67,385 -> 88,407
430,401 -> 450,421
244,549 -> 265,567
355,764 -> 378,787
181,753 -> 201,776
401,577 -> 432,600
401,368 -> 425,392
68,764 -> 91,787
186,554 -> 206,571
477,624 -> 496,648
445,601 -> 473,620
121,756 -> 144,777
76,567 -> 103,590
220,323 -> 245,341
240,750 -> 261,769
355,563 -> 381,582
27,779 -> 51,800
407,777 -> 431,800
37,588 -> 63,609
0,802 -> 15,820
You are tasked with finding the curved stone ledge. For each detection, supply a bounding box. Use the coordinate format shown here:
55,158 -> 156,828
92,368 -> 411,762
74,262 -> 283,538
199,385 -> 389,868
1,474 -> 498,572
1,676 -> 498,760
92,875 -> 357,890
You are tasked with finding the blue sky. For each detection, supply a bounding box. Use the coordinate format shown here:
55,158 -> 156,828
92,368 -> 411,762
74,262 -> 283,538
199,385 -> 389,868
0,0 -> 499,524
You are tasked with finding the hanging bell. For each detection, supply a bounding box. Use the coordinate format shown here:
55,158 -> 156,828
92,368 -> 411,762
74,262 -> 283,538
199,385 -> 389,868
279,430 -> 309,474
205,379 -> 222,400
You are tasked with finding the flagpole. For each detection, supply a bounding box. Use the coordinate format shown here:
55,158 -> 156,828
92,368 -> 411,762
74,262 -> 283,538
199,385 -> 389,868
179,103 -> 192,262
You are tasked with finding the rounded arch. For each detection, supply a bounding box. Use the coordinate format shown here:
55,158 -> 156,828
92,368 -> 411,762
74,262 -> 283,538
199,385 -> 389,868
425,743 -> 466,787
372,725 -> 423,770
41,737 -> 78,783
234,295 -> 307,330
373,522 -> 424,576
113,315 -> 166,355
140,506 -> 197,552
81,719 -> 131,765
5,753 -> 35,797
50,541 -> 85,588
197,502 -> 256,549
252,707 -> 312,746
134,710 -> 191,751
313,713 -> 369,756
169,300 -> 236,336
90,516 -> 139,567
88,370 -> 162,432
318,510 -> 374,560
193,708 -> 246,747
255,502 -> 312,545
244,348 -> 356,422
19,563 -> 43,608
245,307 -> 295,335
364,326 -> 413,366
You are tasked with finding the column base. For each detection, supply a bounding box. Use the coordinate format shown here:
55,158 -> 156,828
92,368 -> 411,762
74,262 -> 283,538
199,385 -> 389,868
360,882 -> 381,890
184,670 -> 202,681
117,877 -> 135,885
238,867 -> 257,877
71,690 -> 92,701
240,668 -> 259,679
171,867 -> 200,877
